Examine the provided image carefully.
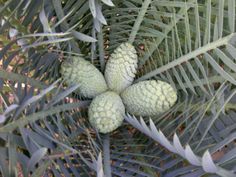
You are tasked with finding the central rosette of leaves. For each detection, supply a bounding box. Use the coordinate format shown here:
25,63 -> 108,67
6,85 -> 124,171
61,43 -> 177,133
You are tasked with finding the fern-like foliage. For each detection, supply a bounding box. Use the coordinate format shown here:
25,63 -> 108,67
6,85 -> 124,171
0,0 -> 236,177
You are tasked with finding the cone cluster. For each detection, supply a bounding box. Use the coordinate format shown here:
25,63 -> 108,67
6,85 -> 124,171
60,42 -> 177,133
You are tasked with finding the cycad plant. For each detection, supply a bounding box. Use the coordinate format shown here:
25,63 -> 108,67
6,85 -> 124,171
0,0 -> 236,176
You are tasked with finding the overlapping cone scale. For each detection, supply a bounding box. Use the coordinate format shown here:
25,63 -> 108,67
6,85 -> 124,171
88,91 -> 125,133
105,42 -> 138,93
121,80 -> 177,116
60,57 -> 108,98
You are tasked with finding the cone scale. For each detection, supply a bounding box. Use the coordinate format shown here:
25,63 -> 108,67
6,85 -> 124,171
60,57 -> 108,98
121,80 -> 177,116
105,42 -> 138,93
88,91 -> 125,133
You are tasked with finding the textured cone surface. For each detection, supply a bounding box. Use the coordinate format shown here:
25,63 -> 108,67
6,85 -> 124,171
121,80 -> 177,116
60,57 -> 108,98
105,42 -> 138,93
89,91 -> 125,133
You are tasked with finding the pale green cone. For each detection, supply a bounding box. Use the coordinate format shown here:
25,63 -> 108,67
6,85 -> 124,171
121,80 -> 177,116
60,57 -> 108,98
105,42 -> 138,93
89,91 -> 125,133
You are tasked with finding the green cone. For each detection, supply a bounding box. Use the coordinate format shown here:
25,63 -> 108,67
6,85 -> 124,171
60,57 -> 108,98
105,42 -> 138,93
121,80 -> 177,116
89,91 -> 125,133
